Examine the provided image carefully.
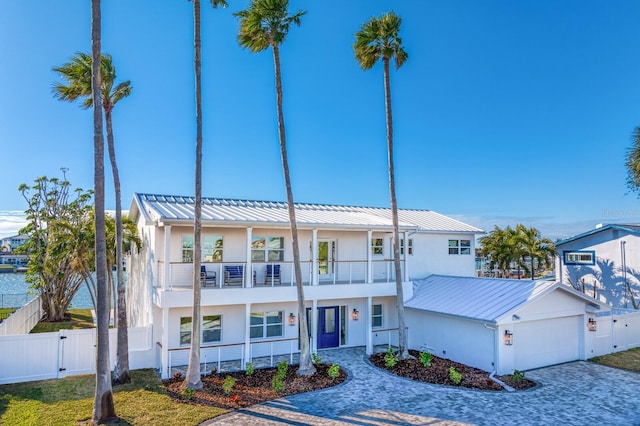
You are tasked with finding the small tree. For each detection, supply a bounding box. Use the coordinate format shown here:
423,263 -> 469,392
18,173 -> 93,322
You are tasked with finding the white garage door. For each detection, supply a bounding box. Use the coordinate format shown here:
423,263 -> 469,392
514,316 -> 581,371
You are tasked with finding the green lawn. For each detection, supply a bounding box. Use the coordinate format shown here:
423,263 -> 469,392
0,369 -> 226,425
0,308 -> 16,322
30,309 -> 96,333
590,347 -> 640,373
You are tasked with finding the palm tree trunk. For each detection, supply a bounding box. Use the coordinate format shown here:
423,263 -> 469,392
384,57 -> 409,360
91,0 -> 116,422
185,0 -> 203,390
272,44 -> 315,376
105,107 -> 130,384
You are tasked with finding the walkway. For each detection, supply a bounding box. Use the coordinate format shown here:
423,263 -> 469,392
204,347 -> 640,426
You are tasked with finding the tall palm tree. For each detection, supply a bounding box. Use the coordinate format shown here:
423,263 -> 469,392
234,0 -> 315,375
184,0 -> 228,392
90,0 -> 116,422
480,225 -> 520,278
626,127 -> 640,194
515,224 -> 555,279
354,11 -> 409,359
53,52 -> 133,384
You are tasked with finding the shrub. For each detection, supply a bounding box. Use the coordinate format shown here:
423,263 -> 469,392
271,376 -> 285,392
384,347 -> 398,368
312,352 -> 322,365
449,366 -> 462,385
276,359 -> 288,379
419,351 -> 432,367
511,370 -> 526,382
182,387 -> 195,400
328,364 -> 340,380
222,376 -> 236,395
245,362 -> 255,376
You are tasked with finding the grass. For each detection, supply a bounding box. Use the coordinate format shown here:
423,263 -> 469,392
0,369 -> 227,425
0,308 -> 16,322
30,309 -> 95,333
590,347 -> 640,373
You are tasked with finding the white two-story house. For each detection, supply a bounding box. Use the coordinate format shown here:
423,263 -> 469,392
126,193 -> 483,378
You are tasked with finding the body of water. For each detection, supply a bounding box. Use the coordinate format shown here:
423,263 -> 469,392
0,273 -> 93,309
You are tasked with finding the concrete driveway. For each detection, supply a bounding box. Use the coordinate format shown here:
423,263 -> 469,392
203,347 -> 640,426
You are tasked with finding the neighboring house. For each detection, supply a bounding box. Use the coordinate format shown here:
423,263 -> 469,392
405,275 -> 610,375
0,234 -> 27,254
555,224 -> 640,310
127,193 -> 484,378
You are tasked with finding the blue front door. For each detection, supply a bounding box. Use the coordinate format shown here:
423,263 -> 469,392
317,306 -> 339,349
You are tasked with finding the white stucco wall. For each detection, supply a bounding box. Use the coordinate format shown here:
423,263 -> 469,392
409,233 -> 477,278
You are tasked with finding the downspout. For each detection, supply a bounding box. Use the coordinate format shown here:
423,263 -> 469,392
483,322 -> 515,391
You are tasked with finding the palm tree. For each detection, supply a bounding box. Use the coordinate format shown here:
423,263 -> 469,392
184,0 -> 228,392
354,11 -> 409,359
90,0 -> 116,422
53,52 -> 133,384
515,224 -> 555,279
480,225 -> 520,278
626,127 -> 640,194
234,0 -> 315,375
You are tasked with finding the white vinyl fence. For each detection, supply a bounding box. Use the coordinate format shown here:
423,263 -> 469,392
613,310 -> 640,351
0,296 -> 41,336
0,325 -> 154,385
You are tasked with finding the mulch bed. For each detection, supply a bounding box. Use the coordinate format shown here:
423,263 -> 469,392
369,349 -> 536,391
164,363 -> 347,409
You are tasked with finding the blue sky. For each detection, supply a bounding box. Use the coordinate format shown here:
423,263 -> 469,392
2,0 -> 640,240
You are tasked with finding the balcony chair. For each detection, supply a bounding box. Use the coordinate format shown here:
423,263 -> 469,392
223,265 -> 256,287
265,264 -> 281,285
200,265 -> 216,287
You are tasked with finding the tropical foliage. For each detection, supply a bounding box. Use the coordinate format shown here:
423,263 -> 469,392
625,126 -> 640,195
235,0 -> 314,375
479,225 -> 555,278
354,11 -> 409,359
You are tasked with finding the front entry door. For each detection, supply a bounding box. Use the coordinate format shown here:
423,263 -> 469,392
317,306 -> 339,349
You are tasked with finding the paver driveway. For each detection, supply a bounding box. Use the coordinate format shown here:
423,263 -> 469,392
204,347 -> 640,426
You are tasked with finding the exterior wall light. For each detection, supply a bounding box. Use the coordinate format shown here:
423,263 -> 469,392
503,330 -> 513,346
588,318 -> 597,332
351,308 -> 359,320
288,313 -> 296,326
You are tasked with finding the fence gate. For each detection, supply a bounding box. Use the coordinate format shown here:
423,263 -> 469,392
57,329 -> 96,378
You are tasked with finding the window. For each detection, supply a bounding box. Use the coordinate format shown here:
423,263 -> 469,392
180,315 -> 222,345
252,237 -> 284,262
182,235 -> 194,262
400,238 -> 413,255
250,311 -> 284,339
371,238 -> 384,255
449,239 -> 471,255
203,235 -> 223,262
372,304 -> 383,328
564,251 -> 595,265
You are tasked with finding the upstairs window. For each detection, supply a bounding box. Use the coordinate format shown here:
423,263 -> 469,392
252,237 -> 284,262
564,251 -> 595,265
371,238 -> 384,255
182,235 -> 194,263
203,235 -> 223,262
400,238 -> 413,255
449,239 -> 471,255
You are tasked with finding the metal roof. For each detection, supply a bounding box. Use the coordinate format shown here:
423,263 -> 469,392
406,275 -> 601,323
131,193 -> 484,233
556,223 -> 640,246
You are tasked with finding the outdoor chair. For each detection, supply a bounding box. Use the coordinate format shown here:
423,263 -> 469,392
265,264 -> 281,285
200,265 -> 216,287
223,265 -> 256,286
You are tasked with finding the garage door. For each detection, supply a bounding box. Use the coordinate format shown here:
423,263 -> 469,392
514,316 -> 581,371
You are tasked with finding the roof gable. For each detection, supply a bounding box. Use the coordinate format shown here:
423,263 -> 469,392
406,275 -> 604,323
556,224 -> 640,246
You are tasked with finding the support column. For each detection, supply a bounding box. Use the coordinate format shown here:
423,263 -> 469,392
245,227 -> 253,288
311,299 -> 318,353
312,229 -> 318,286
367,230 -> 373,284
161,308 -> 170,378
244,303 -> 251,368
163,225 -> 171,291
365,296 -> 373,355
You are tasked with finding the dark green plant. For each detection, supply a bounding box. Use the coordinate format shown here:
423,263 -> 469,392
384,346 -> 398,368
449,366 -> 462,385
312,352 -> 322,365
245,362 -> 255,376
222,376 -> 236,395
511,370 -> 526,382
328,364 -> 340,380
182,387 -> 195,400
271,376 -> 285,393
419,351 -> 432,367
276,359 -> 288,379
